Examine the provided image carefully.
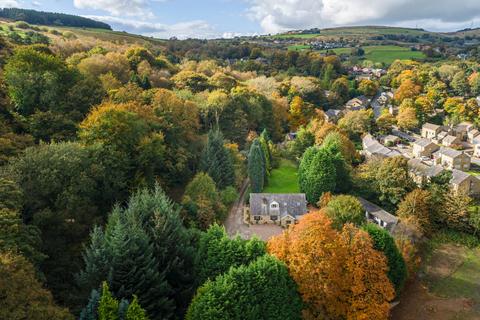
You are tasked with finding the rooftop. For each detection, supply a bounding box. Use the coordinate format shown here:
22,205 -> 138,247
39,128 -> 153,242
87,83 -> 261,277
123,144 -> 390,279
408,158 -> 445,177
414,138 -> 436,148
249,193 -> 307,218
423,123 -> 441,131
437,147 -> 464,159
358,197 -> 399,225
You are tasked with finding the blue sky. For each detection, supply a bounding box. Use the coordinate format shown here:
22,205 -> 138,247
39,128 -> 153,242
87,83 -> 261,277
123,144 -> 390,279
3,0 -> 480,39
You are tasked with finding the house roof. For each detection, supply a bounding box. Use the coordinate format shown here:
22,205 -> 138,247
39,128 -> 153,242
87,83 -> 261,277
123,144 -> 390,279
437,147 -> 464,159
443,135 -> 459,144
408,158 -> 445,178
358,197 -> 399,225
363,134 -> 401,157
414,138 -> 436,148
451,169 -> 473,185
325,109 -> 342,118
249,193 -> 307,218
423,123 -> 441,131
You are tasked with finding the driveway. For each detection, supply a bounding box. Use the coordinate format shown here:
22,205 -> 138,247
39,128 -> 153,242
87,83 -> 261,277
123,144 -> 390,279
224,179 -> 283,241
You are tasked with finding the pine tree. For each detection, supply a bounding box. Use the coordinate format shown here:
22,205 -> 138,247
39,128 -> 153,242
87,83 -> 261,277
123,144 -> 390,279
126,295 -> 149,320
200,130 -> 235,189
248,139 -> 265,193
79,289 -> 100,320
98,282 -> 119,320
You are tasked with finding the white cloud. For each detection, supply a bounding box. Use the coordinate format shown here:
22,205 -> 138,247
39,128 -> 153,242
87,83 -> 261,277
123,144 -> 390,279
0,0 -> 20,8
247,0 -> 480,33
85,15 -> 219,39
74,0 -> 157,18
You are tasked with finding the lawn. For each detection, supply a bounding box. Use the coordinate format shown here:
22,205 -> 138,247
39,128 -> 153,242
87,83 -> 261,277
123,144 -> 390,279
320,45 -> 426,64
263,159 -> 300,193
288,44 -> 311,51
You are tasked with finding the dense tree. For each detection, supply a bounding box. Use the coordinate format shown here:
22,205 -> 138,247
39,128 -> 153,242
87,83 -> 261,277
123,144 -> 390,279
0,251 -> 73,320
248,139 -> 266,193
186,255 -> 302,320
200,130 -> 235,190
397,189 -> 432,234
330,77 -> 350,105
268,211 -> 394,319
299,146 -> 336,204
286,126 -> 315,161
194,224 -> 266,285
338,109 -> 374,137
397,98 -> 419,130
362,223 -> 407,295
324,195 -> 365,228
358,79 -> 379,97
78,186 -> 196,319
182,172 -> 226,229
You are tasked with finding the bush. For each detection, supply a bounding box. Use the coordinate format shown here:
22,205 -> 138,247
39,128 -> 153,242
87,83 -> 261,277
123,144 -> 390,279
220,186 -> 238,207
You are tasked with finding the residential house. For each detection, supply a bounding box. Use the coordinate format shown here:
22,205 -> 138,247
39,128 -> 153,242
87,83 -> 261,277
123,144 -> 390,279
248,193 -> 308,227
358,197 -> 398,232
324,109 -> 343,123
362,134 -> 401,158
421,123 -> 442,139
453,122 -> 473,140
381,135 -> 400,146
412,138 -> 439,158
441,135 -> 462,148
468,128 -> 480,143
474,143 -> 480,157
407,158 -> 445,185
450,169 -> 480,195
433,147 -> 471,171
345,95 -> 371,111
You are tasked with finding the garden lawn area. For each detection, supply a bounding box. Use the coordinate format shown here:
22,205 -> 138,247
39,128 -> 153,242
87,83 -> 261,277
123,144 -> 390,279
263,159 -> 300,193
320,45 -> 426,64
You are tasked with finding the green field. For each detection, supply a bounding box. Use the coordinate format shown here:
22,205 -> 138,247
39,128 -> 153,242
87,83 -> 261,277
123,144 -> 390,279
288,44 -> 311,51
263,159 -> 300,193
321,45 -> 426,64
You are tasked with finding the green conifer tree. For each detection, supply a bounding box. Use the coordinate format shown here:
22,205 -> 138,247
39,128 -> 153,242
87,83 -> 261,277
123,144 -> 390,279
126,295 -> 149,320
98,282 -> 119,320
248,139 -> 265,193
200,130 -> 235,189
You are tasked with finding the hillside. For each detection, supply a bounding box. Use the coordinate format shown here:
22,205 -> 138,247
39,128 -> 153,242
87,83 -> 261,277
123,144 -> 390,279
0,8 -> 111,30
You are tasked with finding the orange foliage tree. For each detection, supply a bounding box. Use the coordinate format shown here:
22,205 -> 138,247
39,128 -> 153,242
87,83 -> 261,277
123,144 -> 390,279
268,210 -> 394,320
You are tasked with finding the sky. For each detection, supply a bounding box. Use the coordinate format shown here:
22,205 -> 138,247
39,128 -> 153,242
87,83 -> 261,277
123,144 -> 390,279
2,0 -> 480,39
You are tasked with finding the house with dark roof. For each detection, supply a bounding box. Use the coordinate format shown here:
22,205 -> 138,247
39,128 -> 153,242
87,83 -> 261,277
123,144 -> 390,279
324,109 -> 343,123
345,95 -> 371,111
248,193 -> 308,227
358,197 -> 398,232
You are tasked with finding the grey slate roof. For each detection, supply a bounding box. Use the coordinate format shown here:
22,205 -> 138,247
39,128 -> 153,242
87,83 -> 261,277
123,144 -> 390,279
437,147 -> 463,159
358,197 -> 399,225
443,135 -> 459,144
451,169 -> 472,185
414,138 -> 436,148
363,134 -> 401,157
408,159 -> 444,178
325,109 -> 342,118
249,193 -> 307,218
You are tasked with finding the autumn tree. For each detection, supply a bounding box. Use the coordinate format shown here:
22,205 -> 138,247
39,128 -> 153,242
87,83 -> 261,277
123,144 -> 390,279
338,109 -> 374,137
397,189 -> 432,234
394,78 -> 421,103
289,96 -> 307,130
182,172 -> 226,229
324,195 -> 365,229
0,251 -> 73,320
397,98 -> 419,130
268,211 -> 394,319
358,79 -> 379,97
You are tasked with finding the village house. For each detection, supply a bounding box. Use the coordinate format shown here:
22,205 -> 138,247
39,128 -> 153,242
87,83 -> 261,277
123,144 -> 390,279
362,134 -> 401,158
324,109 -> 343,123
381,135 -> 400,146
453,122 -> 473,141
468,128 -> 480,143
474,143 -> 480,157
407,158 -> 445,185
450,169 -> 480,196
421,123 -> 442,140
358,197 -> 398,232
345,95 -> 371,111
247,193 -> 308,227
441,135 -> 462,148
433,147 -> 471,171
412,138 -> 439,158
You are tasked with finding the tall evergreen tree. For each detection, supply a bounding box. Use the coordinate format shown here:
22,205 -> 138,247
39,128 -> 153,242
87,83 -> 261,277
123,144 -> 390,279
248,139 -> 265,193
98,282 -> 119,320
200,130 -> 235,189
126,296 -> 149,320
77,186 -> 196,320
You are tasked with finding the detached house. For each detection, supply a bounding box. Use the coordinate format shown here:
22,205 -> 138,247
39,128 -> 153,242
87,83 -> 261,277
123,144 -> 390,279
248,193 -> 308,227
324,109 -> 343,123
421,123 -> 442,140
358,197 -> 398,232
345,95 -> 370,111
407,158 -> 445,185
441,135 -> 462,148
433,147 -> 471,171
451,169 -> 480,195
412,138 -> 439,158
362,134 -> 401,158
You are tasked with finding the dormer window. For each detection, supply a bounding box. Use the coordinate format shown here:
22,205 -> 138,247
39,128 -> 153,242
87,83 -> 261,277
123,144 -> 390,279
270,203 -> 278,209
